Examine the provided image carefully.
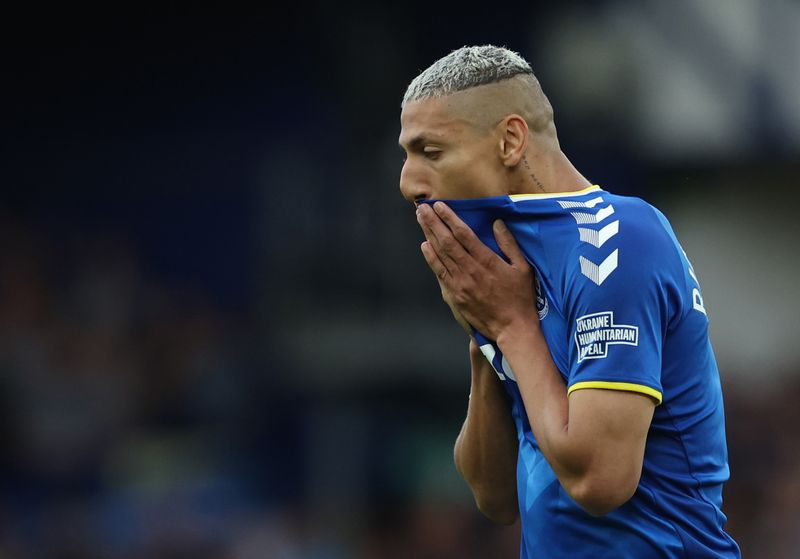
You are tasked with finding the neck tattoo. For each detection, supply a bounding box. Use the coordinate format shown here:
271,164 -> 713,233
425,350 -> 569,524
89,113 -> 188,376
522,157 -> 546,192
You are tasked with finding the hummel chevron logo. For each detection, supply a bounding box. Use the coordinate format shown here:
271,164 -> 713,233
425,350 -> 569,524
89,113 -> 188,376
579,249 -> 619,286
569,204 -> 615,225
578,220 -> 619,248
558,196 -> 605,209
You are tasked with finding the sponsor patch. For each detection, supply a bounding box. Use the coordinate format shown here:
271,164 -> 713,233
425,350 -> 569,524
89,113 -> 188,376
574,311 -> 638,362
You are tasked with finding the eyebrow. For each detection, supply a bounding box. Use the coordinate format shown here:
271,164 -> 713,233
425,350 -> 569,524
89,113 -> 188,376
399,134 -> 433,152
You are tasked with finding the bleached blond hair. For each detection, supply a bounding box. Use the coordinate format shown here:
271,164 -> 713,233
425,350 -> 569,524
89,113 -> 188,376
402,45 -> 535,106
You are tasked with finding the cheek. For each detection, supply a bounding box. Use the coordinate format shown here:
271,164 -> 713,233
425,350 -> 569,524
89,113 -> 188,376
441,155 -> 498,198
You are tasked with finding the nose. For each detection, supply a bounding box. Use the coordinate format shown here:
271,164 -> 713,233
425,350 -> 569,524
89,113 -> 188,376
399,158 -> 430,204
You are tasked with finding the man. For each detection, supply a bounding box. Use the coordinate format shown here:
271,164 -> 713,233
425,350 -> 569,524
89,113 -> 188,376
398,45 -> 740,558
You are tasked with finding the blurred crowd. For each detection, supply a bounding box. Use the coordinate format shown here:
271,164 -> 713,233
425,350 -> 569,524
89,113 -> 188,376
3,1 -> 799,557
0,213 -> 797,559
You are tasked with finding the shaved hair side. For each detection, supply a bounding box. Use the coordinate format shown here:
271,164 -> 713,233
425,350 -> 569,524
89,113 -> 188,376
403,45 -> 533,104
403,45 -> 558,143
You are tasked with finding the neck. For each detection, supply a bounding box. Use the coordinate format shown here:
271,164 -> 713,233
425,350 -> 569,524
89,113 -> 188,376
511,150 -> 592,195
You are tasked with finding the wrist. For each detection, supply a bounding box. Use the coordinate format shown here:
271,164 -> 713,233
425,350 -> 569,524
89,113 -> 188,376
496,317 -> 541,354
469,337 -> 483,360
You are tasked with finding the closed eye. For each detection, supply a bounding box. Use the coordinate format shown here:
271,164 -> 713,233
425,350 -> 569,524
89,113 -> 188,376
423,147 -> 442,160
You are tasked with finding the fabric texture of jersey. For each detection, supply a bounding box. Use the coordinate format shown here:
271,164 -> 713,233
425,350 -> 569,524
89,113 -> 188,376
424,186 -> 740,558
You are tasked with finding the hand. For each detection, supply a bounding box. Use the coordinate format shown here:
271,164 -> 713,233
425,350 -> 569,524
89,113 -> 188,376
437,276 -> 473,335
416,202 -> 539,341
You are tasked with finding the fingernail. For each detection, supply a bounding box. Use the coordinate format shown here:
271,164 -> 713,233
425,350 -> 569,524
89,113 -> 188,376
433,201 -> 445,213
493,220 -> 506,232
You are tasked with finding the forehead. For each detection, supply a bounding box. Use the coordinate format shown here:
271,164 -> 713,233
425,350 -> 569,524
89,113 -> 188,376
399,97 -> 468,147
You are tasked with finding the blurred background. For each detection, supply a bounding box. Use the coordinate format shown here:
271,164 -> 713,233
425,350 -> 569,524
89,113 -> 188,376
2,1 -> 799,557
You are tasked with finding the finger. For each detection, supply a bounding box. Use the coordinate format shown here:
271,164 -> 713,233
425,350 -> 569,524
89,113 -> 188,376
432,202 -> 493,258
417,204 -> 470,265
416,205 -> 444,249
418,214 -> 462,275
493,220 -> 529,266
420,241 -> 450,283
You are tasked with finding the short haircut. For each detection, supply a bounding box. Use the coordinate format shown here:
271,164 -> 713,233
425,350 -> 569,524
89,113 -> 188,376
403,45 -> 535,106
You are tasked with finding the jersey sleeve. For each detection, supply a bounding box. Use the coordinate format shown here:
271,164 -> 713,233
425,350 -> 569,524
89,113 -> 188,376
563,209 -> 682,405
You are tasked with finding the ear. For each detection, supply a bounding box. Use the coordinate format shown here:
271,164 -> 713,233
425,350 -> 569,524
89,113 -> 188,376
498,114 -> 529,167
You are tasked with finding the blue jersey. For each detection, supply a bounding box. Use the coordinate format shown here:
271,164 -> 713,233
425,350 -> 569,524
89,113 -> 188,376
432,185 -> 740,558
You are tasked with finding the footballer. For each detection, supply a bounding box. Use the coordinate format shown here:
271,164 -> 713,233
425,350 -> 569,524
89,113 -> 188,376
398,45 -> 740,558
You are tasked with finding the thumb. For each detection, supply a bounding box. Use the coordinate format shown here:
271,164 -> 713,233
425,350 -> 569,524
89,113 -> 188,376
493,220 -> 527,265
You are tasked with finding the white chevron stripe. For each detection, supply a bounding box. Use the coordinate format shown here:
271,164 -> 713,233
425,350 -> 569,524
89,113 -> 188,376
558,196 -> 604,209
569,204 -> 615,224
579,249 -> 619,286
479,344 -> 506,381
500,355 -> 517,382
578,220 -> 620,248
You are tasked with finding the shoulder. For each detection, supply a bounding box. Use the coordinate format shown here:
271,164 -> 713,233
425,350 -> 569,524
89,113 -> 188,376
613,196 -> 682,271
552,194 -> 691,330
604,194 -> 675,247
563,194 -> 681,287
